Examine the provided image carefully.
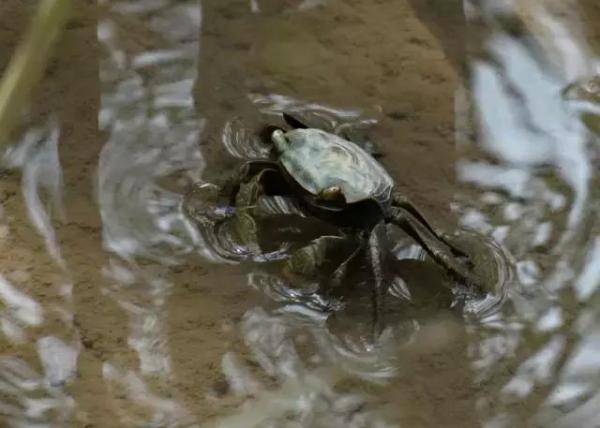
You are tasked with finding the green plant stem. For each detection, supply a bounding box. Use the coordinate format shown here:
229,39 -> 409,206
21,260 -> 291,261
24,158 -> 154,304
0,0 -> 72,145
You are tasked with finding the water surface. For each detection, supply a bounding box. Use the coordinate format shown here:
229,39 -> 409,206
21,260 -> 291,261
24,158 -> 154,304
0,1 -> 598,427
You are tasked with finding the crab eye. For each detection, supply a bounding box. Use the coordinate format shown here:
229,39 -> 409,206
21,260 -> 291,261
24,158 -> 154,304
319,186 -> 344,201
272,129 -> 290,152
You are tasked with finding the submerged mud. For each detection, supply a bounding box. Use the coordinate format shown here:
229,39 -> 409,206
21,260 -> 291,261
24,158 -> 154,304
0,1 -> 598,427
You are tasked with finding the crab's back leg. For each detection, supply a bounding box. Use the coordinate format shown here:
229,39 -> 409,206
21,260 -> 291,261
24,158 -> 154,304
366,222 -> 390,338
335,122 -> 382,158
386,207 -> 479,289
391,193 -> 469,259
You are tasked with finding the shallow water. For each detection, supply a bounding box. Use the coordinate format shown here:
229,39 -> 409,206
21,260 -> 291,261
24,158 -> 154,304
0,0 -> 599,427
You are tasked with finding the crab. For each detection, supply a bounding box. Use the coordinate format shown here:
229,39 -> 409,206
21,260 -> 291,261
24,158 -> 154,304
187,112 -> 480,334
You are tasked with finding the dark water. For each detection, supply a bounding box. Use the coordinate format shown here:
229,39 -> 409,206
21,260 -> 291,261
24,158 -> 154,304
0,1 -> 598,427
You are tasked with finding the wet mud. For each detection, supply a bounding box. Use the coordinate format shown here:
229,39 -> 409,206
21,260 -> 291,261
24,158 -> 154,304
0,1 -> 599,427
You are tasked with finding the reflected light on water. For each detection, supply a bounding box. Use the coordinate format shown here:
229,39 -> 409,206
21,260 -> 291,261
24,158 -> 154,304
458,1 -> 600,426
0,275 -> 43,342
211,307 -> 396,428
0,0 -> 599,427
2,120 -> 65,268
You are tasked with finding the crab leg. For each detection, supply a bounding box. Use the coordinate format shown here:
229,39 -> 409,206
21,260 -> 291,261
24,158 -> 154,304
366,222 -> 389,338
391,193 -> 470,259
330,242 -> 362,288
284,235 -> 361,285
220,160 -> 281,205
220,167 -> 286,259
184,160 -> 282,223
387,207 -> 478,289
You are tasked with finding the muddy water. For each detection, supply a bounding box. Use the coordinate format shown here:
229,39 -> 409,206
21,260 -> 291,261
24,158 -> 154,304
0,0 -> 599,427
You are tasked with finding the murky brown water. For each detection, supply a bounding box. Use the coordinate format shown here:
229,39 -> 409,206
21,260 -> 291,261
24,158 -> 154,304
0,1 -> 599,427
